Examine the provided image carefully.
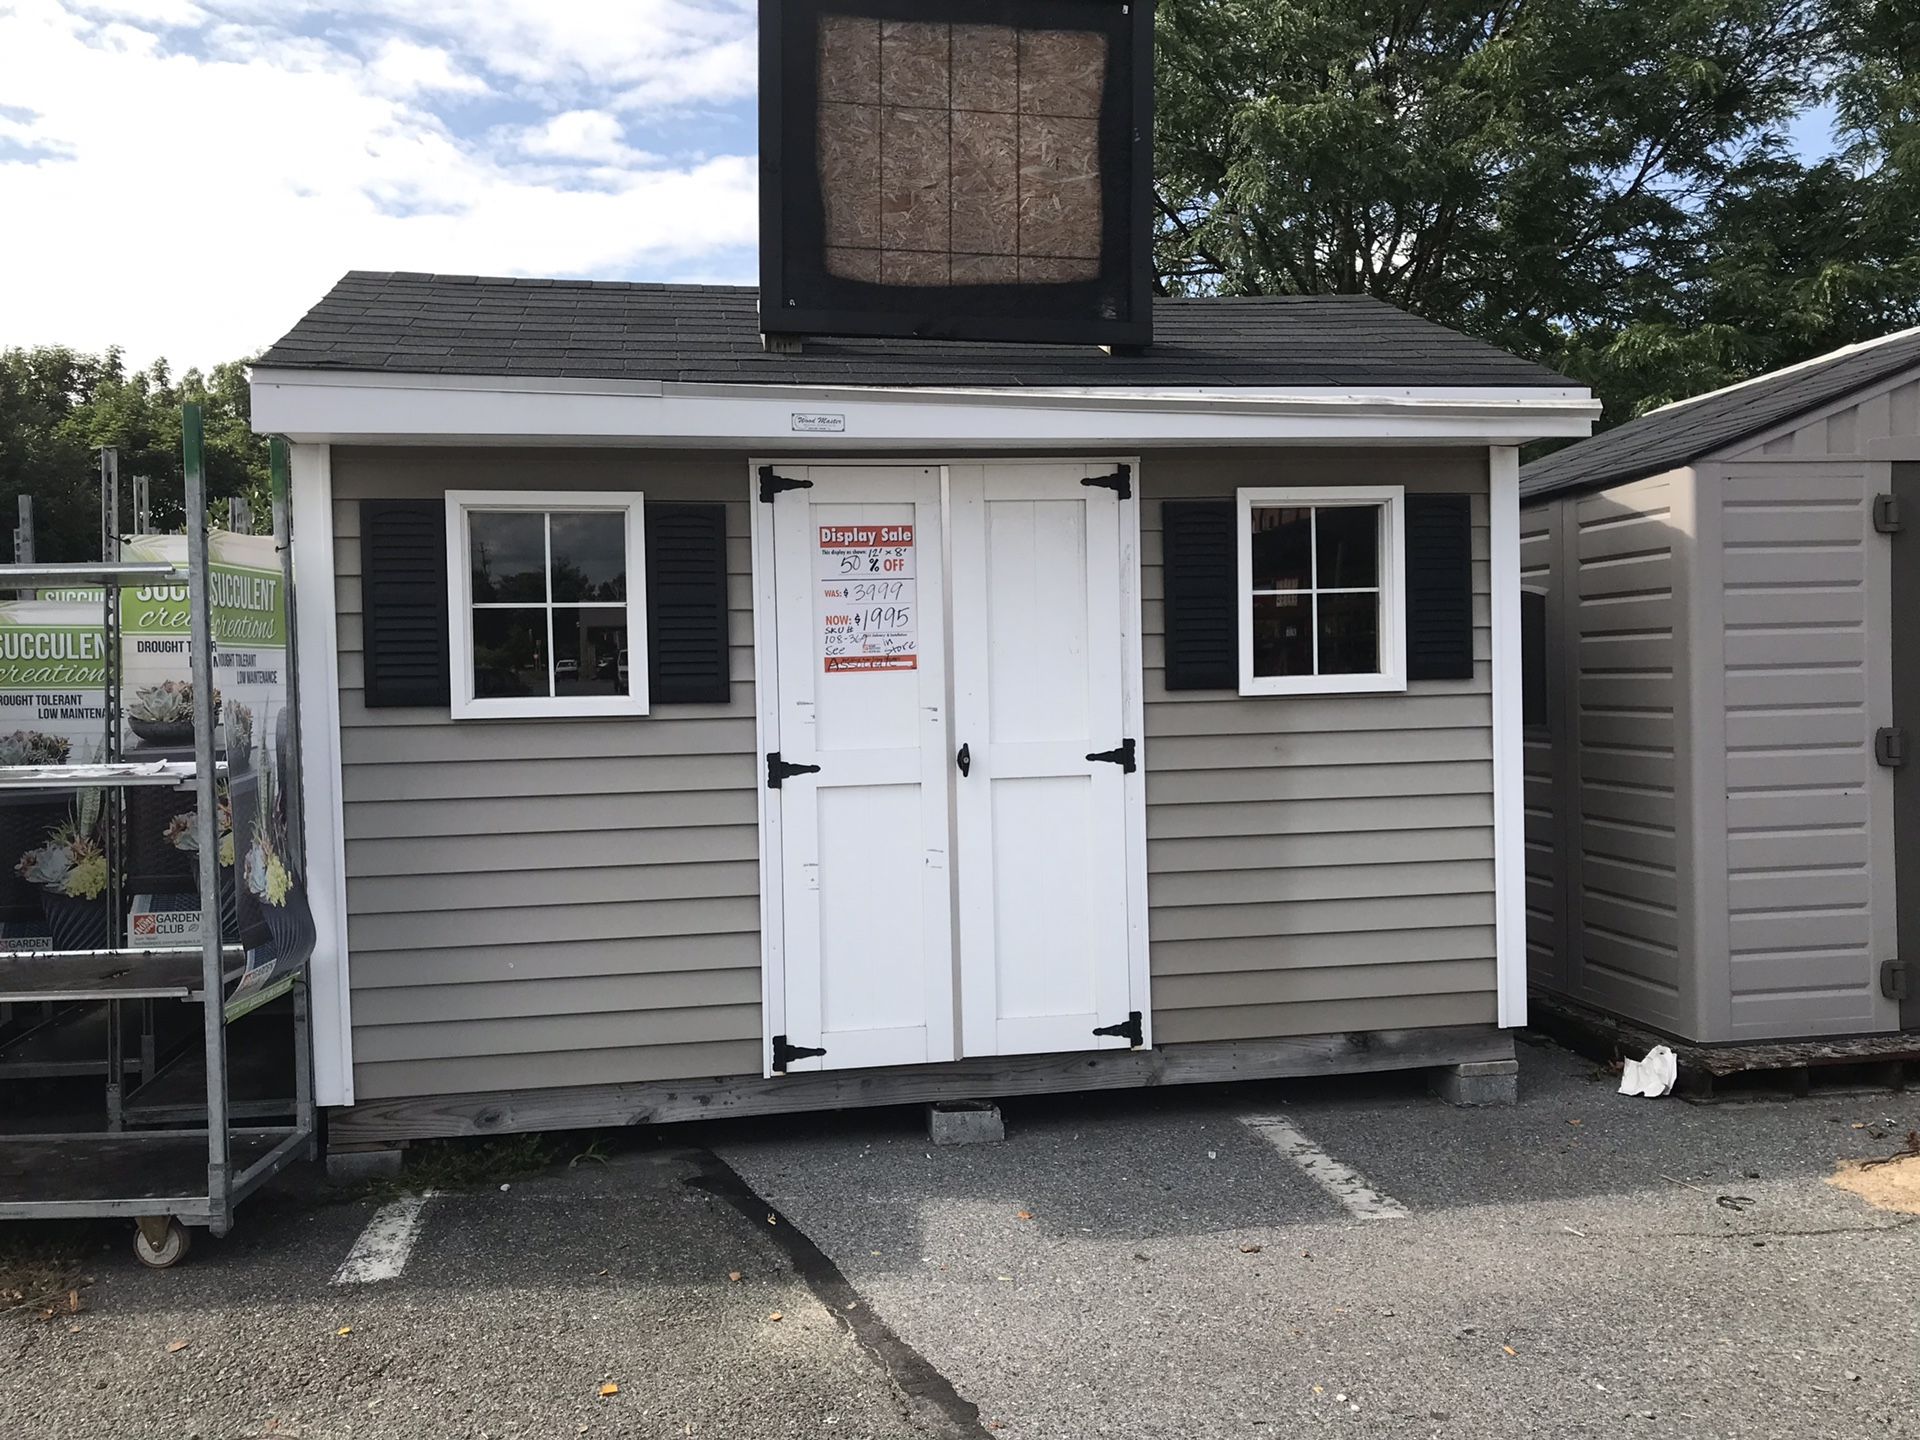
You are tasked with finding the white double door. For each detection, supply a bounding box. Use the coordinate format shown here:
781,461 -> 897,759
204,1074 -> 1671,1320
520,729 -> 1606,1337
763,461 -> 1143,1074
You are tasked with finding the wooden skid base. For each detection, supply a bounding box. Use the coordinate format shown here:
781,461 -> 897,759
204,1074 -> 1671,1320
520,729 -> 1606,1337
1528,991 -> 1920,1100
329,1025 -> 1516,1146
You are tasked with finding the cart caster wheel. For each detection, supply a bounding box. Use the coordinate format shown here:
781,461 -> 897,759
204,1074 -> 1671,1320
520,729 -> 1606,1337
133,1219 -> 191,1269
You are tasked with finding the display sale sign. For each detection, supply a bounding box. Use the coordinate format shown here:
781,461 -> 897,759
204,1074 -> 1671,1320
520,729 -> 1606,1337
816,524 -> 917,672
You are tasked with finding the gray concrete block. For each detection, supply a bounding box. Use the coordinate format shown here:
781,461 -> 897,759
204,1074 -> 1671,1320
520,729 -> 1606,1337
325,1146 -> 404,1182
927,1100 -> 1005,1145
1428,1059 -> 1519,1107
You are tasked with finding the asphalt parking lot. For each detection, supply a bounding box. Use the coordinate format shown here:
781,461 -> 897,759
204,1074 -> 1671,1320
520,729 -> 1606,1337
4,1037 -> 1918,1440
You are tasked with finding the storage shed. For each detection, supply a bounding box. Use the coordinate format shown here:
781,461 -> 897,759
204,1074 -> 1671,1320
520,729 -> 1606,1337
1520,327 -> 1920,1045
249,272 -> 1597,1143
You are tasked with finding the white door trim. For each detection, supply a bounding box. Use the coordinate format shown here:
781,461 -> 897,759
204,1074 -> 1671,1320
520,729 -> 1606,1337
1118,462 -> 1153,1048
1489,445 -> 1528,1029
749,463 -> 786,1077
288,441 -> 354,1106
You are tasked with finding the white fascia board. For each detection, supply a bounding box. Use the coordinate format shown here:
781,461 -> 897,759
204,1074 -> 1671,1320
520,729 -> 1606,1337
251,368 -> 1600,447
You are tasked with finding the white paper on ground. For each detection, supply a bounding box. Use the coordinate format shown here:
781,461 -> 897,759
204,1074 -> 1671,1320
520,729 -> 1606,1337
1619,1044 -> 1678,1097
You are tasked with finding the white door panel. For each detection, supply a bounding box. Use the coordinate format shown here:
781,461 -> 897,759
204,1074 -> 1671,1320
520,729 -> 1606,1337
951,462 -> 1136,1057
769,466 -> 954,1072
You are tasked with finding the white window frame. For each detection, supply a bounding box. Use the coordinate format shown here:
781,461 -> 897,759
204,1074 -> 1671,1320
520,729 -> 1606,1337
445,488 -> 650,720
1236,484 -> 1407,697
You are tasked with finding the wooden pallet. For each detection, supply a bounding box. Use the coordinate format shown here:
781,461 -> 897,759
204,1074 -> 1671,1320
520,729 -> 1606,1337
1527,991 -> 1920,1101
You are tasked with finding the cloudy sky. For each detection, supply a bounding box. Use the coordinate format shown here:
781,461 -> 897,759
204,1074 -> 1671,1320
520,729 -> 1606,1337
0,0 -> 762,370
2,1 -> 1842,375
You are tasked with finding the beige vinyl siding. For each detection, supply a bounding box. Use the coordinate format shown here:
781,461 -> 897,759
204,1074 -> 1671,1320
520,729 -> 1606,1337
330,448 -> 762,1101
332,443 -> 1503,1102
1712,460 -> 1894,1038
1140,449 -> 1498,1044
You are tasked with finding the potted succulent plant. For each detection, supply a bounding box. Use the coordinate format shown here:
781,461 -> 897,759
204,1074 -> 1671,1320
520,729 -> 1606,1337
17,792 -> 114,950
126,687 -> 234,890
225,706 -> 270,951
163,785 -> 239,941
0,730 -> 71,768
0,730 -> 76,923
126,679 -> 219,748
225,701 -> 254,772
242,761 -> 311,960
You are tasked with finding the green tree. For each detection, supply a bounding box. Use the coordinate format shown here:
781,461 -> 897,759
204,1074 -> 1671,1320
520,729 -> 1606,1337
0,346 -> 269,562
1151,0 -> 1907,423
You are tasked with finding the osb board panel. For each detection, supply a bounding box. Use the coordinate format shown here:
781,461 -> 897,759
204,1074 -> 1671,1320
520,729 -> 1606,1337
816,16 -> 1106,286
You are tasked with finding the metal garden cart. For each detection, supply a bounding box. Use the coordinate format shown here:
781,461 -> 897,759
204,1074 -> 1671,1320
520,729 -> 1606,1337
0,417 -> 316,1265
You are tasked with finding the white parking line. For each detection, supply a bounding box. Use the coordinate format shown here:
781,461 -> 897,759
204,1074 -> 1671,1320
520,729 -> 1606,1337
1241,1115 -> 1410,1221
332,1191 -> 438,1285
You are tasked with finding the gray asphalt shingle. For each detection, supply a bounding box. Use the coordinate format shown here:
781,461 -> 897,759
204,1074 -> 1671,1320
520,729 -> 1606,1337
1521,327 -> 1920,500
255,270 -> 1571,390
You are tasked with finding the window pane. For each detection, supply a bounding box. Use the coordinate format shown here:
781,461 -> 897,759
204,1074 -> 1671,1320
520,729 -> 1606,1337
554,607 -> 630,697
1316,505 -> 1379,589
1317,591 -> 1380,675
471,512 -> 546,603
1251,593 -> 1313,678
550,512 -> 627,603
472,608 -> 549,698
1250,506 -> 1311,591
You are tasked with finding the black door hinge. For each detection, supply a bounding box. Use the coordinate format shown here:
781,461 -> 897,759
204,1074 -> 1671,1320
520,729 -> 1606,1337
759,466 -> 814,504
1086,738 -> 1137,773
766,751 -> 821,788
771,1034 -> 827,1073
1882,959 -> 1909,1001
1092,1010 -> 1143,1047
1874,493 -> 1902,534
1081,465 -> 1132,501
1876,727 -> 1907,768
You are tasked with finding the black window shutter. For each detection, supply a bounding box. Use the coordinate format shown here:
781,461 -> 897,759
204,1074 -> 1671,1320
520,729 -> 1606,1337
646,503 -> 731,704
1161,500 -> 1238,690
1404,494 -> 1475,682
1521,589 -> 1548,726
360,499 -> 450,708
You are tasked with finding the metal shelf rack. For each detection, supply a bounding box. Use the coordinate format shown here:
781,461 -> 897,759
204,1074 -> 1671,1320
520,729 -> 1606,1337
0,438 -> 316,1265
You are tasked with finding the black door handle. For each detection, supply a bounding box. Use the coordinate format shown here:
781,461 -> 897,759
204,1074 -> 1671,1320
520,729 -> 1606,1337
956,742 -> 971,777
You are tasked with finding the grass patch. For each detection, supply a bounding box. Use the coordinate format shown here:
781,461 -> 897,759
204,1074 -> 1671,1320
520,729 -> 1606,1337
361,1133 -> 559,1200
346,1130 -> 640,1202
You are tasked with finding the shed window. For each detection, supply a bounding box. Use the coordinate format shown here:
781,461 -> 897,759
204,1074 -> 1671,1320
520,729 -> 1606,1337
1237,486 -> 1407,696
446,490 -> 649,719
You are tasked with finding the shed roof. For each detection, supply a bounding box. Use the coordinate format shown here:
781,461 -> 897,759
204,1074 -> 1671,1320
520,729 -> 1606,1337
256,271 -> 1571,391
1520,326 -> 1920,501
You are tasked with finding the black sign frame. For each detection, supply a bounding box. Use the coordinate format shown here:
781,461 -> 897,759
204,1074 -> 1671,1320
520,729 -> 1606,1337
758,0 -> 1154,348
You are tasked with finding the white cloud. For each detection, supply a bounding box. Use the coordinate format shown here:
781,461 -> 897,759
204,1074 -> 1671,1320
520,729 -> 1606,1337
364,38 -> 490,99
517,109 -> 652,165
0,1 -> 759,368
69,0 -> 205,24
615,33 -> 756,110
228,0 -> 758,110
